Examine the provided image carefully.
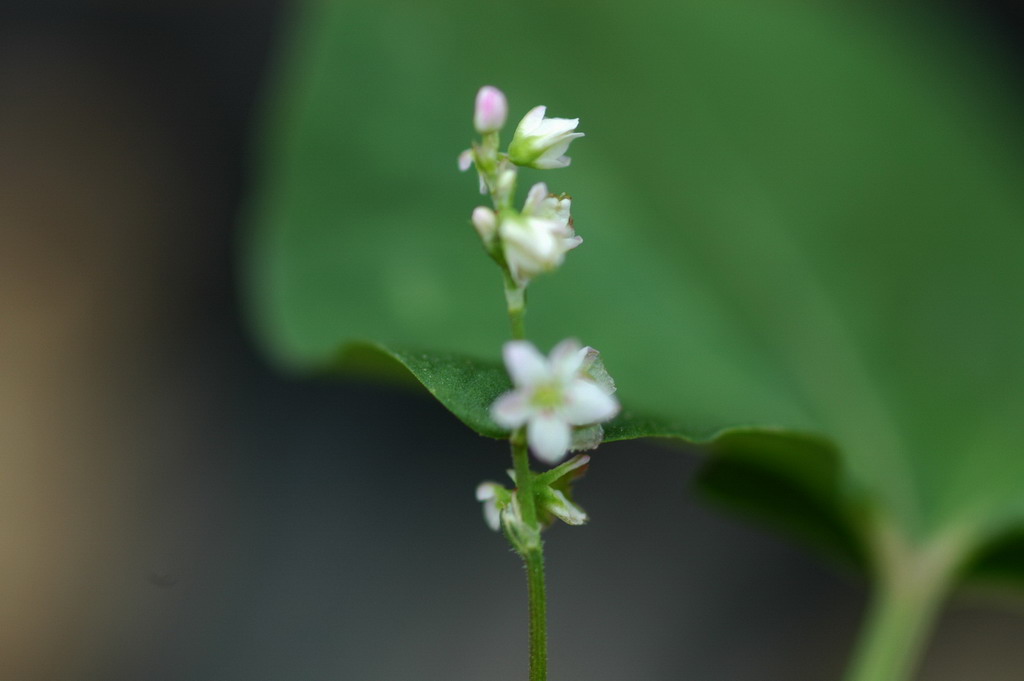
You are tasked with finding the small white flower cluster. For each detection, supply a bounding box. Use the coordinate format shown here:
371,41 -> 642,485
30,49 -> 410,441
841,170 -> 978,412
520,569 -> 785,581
459,86 -> 585,288
476,339 -> 619,534
474,182 -> 581,286
477,454 -> 592,549
460,87 -> 619,534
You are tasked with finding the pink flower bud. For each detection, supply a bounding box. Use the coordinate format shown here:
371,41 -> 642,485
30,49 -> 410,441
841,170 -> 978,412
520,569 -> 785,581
473,86 -> 508,134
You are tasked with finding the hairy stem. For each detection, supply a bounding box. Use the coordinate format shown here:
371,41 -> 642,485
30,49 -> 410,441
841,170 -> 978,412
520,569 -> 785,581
524,546 -> 548,681
511,434 -> 538,535
511,435 -> 547,681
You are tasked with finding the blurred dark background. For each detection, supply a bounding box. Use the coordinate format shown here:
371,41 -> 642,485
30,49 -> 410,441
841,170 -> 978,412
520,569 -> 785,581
2,2 -> 1023,680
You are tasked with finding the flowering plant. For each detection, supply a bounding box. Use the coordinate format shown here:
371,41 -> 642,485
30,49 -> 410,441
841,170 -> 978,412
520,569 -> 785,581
247,13 -> 1024,673
458,88 -> 619,675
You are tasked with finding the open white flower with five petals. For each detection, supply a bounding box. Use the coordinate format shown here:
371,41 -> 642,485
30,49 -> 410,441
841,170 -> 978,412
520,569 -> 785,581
491,339 -> 620,464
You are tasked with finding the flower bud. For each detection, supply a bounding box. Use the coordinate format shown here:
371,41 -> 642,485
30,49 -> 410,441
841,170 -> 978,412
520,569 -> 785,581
476,481 -> 508,532
502,494 -> 541,553
471,206 -> 497,244
508,105 -> 584,169
473,86 -> 508,134
538,487 -> 588,526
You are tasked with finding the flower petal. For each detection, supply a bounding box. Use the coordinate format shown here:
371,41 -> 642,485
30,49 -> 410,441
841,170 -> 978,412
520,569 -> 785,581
491,390 -> 532,429
553,196 -> 571,222
533,116 -> 579,138
482,500 -> 501,531
517,105 -> 547,135
458,149 -> 474,171
561,380 -> 620,425
523,182 -> 549,216
534,154 -> 572,170
528,413 -> 572,465
548,338 -> 584,381
500,217 -> 565,285
503,341 -> 550,387
475,481 -> 499,501
535,136 -> 581,168
476,482 -> 508,531
471,206 -> 496,242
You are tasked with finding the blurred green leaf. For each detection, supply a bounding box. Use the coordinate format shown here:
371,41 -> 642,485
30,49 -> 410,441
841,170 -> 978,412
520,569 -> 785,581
244,0 -> 1024,589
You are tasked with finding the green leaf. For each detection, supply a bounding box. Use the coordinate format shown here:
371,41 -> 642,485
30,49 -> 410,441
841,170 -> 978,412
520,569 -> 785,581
243,0 -> 1024,593
338,343 -> 509,439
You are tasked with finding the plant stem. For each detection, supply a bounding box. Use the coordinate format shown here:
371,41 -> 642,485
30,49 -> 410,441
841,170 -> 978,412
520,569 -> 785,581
843,525 -> 964,681
512,434 -> 538,527
511,435 -> 547,681
844,580 -> 942,681
504,275 -> 527,340
503,251 -> 542,678
524,546 -> 548,681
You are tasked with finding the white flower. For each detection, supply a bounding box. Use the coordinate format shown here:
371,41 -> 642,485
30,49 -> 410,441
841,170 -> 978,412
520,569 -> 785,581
474,85 -> 508,134
477,481 -> 539,550
522,180 -> 571,224
499,182 -> 582,286
471,206 -> 497,245
475,481 -> 506,531
491,339 -> 620,464
508,105 -> 584,169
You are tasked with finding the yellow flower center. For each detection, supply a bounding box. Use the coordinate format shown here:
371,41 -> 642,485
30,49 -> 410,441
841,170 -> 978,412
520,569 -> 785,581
531,383 -> 564,410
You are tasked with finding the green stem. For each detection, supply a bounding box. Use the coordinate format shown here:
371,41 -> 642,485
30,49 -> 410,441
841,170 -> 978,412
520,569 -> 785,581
525,546 -> 548,681
511,434 -> 547,681
504,275 -> 526,340
844,581 -> 942,681
511,434 -> 538,530
843,525 -> 964,681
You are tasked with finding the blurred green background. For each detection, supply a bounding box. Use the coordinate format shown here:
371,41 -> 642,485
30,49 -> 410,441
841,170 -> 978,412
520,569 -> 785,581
3,1 -> 1024,680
